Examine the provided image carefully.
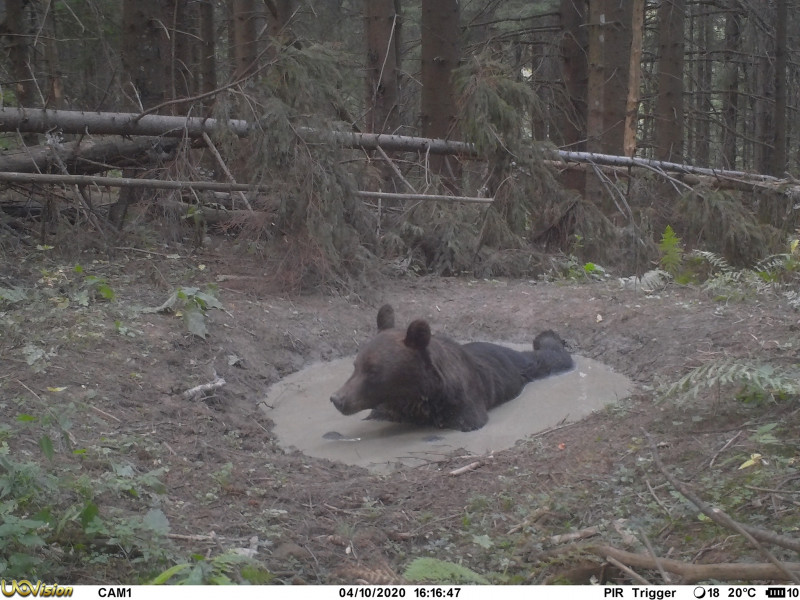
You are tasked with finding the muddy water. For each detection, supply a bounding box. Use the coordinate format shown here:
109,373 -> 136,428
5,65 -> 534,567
261,347 -> 632,473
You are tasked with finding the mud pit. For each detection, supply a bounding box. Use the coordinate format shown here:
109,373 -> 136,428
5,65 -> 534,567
263,349 -> 632,472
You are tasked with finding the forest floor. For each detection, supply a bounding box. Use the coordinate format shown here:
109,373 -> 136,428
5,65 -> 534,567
2,237 -> 799,585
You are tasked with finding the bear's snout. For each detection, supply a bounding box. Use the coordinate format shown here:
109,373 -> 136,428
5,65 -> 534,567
330,390 -> 358,415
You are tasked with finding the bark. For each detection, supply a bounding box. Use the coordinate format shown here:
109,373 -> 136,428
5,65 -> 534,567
692,6 -> 712,166
0,172 -> 493,205
720,5 -> 741,170
232,0 -> 258,80
586,0 -> 631,209
654,0 -> 685,162
116,0 -> 169,228
364,0 -> 401,135
0,107 -> 476,155
265,0 -> 296,43
6,0 -> 34,109
41,0 -> 64,109
623,0 -> 645,158
121,0 -> 166,110
169,0 -> 195,104
199,1 -> 218,98
0,137 -> 180,174
557,0 -> 587,190
420,0 -> 461,189
772,0 -> 787,176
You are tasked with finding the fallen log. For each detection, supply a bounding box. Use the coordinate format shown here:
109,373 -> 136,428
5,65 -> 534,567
2,107 -> 798,197
0,171 -> 493,204
0,136 -> 179,174
0,107 -> 476,156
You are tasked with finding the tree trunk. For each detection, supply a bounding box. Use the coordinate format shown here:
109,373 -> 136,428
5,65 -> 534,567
0,137 -> 180,174
169,0 -> 195,105
114,0 -> 169,227
654,0 -> 685,162
265,0 -> 296,43
692,5 -> 712,166
6,0 -> 34,109
420,0 -> 461,191
720,5 -> 741,170
41,1 -> 64,109
623,0 -> 644,158
585,0 -> 631,210
232,0 -> 258,80
199,1 -> 218,100
364,0 -> 401,135
557,0 -> 587,190
121,1 -> 166,110
772,0 -> 787,176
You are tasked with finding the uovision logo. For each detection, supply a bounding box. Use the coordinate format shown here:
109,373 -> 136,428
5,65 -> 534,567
0,581 -> 73,598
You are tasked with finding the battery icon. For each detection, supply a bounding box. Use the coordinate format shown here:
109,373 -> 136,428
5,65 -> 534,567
766,589 -> 786,598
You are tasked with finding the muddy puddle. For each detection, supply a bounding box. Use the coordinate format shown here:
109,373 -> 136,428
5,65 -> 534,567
261,347 -> 632,473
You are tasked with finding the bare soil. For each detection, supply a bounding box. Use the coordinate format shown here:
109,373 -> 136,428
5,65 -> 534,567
2,240 -> 799,584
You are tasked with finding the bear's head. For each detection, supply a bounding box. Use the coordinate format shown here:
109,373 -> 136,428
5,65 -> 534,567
330,304 -> 433,416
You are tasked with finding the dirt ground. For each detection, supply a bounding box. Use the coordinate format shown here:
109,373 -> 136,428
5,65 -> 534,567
2,239 -> 799,584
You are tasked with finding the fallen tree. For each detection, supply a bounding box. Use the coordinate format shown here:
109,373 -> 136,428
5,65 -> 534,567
0,107 -> 475,157
1,107 -> 798,198
0,136 -> 179,174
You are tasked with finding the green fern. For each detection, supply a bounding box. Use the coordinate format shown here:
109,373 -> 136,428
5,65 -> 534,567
659,225 -> 684,276
663,358 -> 800,403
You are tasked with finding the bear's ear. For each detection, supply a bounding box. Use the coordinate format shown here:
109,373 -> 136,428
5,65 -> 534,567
404,319 -> 431,351
377,304 -> 395,330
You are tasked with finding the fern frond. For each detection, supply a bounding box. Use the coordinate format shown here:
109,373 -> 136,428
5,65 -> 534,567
618,269 -> 671,293
663,358 -> 800,402
690,250 -> 732,273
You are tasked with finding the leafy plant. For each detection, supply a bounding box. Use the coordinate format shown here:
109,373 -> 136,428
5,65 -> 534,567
144,285 -> 223,338
0,408 -> 176,579
658,225 -> 684,277
73,265 -> 115,305
151,551 -> 272,585
663,358 -> 799,404
403,557 -> 489,584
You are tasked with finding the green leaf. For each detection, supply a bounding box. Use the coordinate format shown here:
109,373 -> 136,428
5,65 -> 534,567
142,509 -> 170,534
96,283 -> 115,301
74,289 -> 90,307
80,502 -> 100,529
183,307 -> 208,338
38,435 -> 54,461
16,414 -> 37,423
193,291 -> 223,310
150,563 -> 191,585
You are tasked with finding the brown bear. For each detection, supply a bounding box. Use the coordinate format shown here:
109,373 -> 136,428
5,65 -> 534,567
330,304 -> 574,431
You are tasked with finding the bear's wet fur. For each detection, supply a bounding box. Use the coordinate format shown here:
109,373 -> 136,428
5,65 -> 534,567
330,304 -> 574,431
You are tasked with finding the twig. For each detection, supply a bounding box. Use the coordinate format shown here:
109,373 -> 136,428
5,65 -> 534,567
376,145 -> 417,193
709,430 -> 743,468
605,555 -> 651,585
507,506 -> 553,535
550,526 -> 600,545
449,453 -> 494,476
449,460 -> 483,476
200,131 -> 252,211
644,475 -> 671,517
639,527 -> 672,584
182,376 -> 226,400
88,404 -> 121,423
